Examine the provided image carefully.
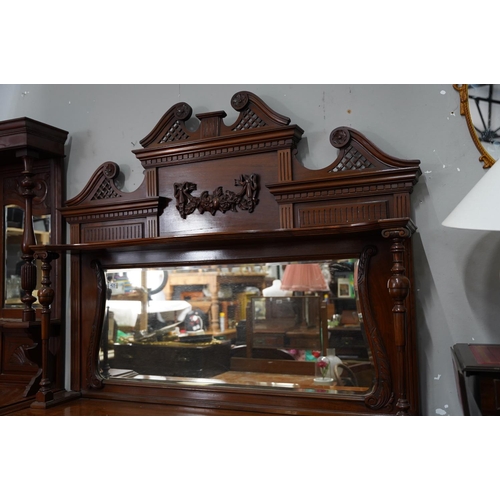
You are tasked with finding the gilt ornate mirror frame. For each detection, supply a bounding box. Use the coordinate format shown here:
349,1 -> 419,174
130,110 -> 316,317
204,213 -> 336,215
454,84 -> 496,169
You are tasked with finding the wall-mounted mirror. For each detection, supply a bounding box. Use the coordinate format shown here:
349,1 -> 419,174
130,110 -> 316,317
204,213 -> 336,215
98,259 -> 375,396
454,84 -> 500,168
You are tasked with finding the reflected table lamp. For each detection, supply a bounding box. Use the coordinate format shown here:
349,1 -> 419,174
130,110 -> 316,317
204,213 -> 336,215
280,263 -> 329,294
279,263 -> 329,334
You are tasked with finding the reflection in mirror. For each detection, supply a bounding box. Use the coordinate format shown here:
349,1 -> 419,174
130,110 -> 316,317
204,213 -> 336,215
99,260 -> 375,395
4,204 -> 51,308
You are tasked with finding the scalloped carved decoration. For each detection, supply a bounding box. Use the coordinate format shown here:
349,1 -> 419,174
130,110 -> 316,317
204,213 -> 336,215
138,91 -> 292,150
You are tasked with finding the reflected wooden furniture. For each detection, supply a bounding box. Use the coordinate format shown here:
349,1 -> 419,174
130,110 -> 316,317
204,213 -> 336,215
32,90 -> 421,416
164,270 -> 267,332
245,296 -> 327,355
0,118 -> 69,413
112,340 -> 232,378
451,343 -> 500,416
329,324 -> 370,360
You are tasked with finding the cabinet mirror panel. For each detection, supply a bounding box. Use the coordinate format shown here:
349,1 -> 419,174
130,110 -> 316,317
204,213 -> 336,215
98,259 -> 375,395
4,204 -> 51,309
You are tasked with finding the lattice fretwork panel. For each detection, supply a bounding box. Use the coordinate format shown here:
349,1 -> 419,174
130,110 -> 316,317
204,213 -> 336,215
329,145 -> 374,173
91,179 -> 121,200
159,121 -> 190,143
232,109 -> 267,131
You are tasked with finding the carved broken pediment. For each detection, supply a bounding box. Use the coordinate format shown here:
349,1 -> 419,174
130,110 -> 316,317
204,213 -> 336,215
61,161 -> 167,240
327,127 -> 421,175
65,161 -> 123,206
138,90 -> 293,149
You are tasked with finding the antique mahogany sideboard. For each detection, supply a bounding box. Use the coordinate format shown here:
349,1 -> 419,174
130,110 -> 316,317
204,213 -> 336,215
24,91 -> 421,416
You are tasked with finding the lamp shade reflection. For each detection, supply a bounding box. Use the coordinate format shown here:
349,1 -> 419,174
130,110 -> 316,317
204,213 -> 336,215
280,263 -> 329,292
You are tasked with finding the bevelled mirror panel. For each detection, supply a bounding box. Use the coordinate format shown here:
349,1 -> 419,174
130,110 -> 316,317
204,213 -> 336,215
98,259 -> 375,395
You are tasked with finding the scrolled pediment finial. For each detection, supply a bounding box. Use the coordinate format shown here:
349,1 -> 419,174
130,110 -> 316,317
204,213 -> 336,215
231,91 -> 250,111
330,127 -> 351,148
174,102 -> 192,121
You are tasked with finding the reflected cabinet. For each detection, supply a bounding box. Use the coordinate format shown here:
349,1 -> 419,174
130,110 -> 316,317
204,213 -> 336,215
44,91 -> 421,415
0,118 -> 68,411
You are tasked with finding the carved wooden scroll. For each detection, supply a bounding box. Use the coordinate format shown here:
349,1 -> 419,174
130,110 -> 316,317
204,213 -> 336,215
88,260 -> 107,390
357,246 -> 394,412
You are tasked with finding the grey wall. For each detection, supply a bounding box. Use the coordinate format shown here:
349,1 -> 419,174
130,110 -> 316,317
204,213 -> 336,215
2,84 -> 496,416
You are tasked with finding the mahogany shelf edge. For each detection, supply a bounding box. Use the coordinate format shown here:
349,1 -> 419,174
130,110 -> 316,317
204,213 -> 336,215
31,218 -> 417,255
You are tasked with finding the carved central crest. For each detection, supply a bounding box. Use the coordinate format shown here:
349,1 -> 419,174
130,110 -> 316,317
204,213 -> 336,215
174,174 -> 259,219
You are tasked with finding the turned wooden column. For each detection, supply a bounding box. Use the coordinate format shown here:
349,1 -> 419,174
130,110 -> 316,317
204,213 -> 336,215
382,228 -> 412,416
31,250 -> 59,406
18,151 -> 39,322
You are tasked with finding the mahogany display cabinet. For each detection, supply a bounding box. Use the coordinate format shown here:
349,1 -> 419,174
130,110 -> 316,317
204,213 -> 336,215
0,117 -> 68,413
33,91 -> 422,415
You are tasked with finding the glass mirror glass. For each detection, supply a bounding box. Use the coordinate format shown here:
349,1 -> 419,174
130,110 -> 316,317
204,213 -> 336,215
4,204 -> 51,308
99,259 -> 375,395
